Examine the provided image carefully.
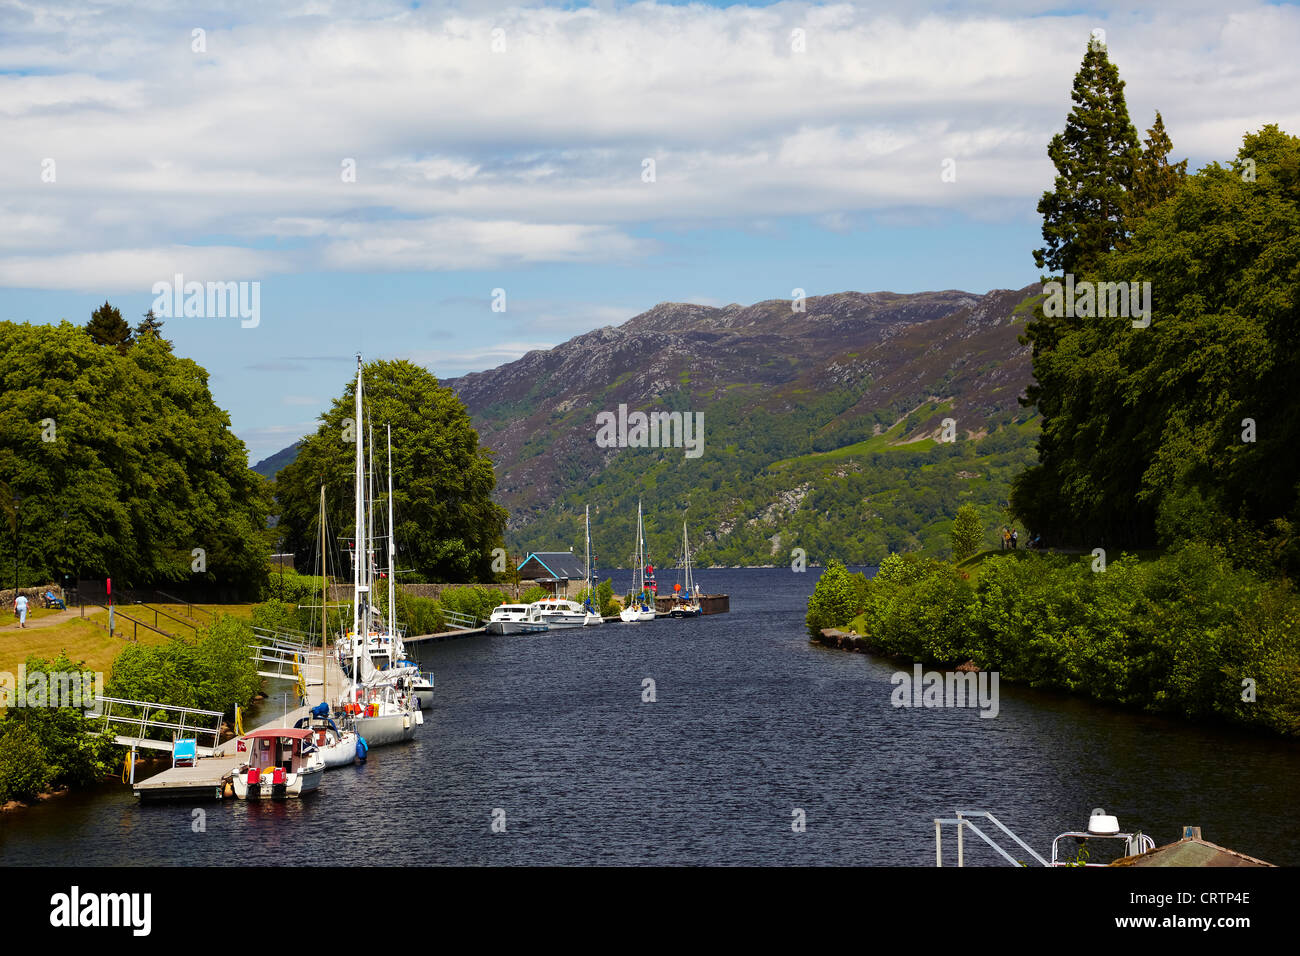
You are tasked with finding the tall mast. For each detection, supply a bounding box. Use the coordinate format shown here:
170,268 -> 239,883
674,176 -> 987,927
367,421 -> 375,620
387,423 -> 396,644
585,504 -> 592,595
320,484 -> 327,706
351,356 -> 364,691
637,498 -> 644,596
683,520 -> 692,598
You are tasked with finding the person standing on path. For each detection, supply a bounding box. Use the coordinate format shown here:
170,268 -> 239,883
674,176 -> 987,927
14,593 -> 29,627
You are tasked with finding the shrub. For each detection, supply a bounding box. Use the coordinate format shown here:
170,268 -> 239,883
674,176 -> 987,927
805,561 -> 859,637
0,723 -> 54,802
108,615 -> 260,717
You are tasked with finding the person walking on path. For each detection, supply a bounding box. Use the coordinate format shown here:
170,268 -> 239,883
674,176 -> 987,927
14,593 -> 29,628
1011,529 -> 1019,549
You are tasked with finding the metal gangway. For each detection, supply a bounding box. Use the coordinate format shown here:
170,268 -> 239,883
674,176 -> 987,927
934,808 -> 1156,866
934,810 -> 1051,867
441,609 -> 479,630
88,696 -> 225,757
249,629 -> 327,686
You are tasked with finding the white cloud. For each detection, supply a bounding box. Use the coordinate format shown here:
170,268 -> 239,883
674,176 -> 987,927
0,246 -> 295,292
0,1 -> 1297,289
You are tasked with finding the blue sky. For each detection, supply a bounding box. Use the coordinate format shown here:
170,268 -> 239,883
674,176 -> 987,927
3,0 -> 1298,462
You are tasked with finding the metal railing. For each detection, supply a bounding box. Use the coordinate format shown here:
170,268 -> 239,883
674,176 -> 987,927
89,695 -> 225,756
129,601 -> 200,638
442,609 -> 479,630
933,810 -> 1051,867
154,590 -> 214,621
81,602 -> 175,641
248,631 -> 326,684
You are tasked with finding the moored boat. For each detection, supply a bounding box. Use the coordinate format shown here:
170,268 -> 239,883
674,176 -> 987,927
581,504 -> 604,626
532,597 -> 588,629
620,499 -> 658,623
295,710 -> 359,769
486,603 -> 548,634
670,520 -> 704,617
231,728 -> 325,799
339,357 -> 423,748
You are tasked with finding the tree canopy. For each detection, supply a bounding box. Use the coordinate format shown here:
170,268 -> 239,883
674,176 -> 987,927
85,301 -> 133,351
274,359 -> 507,581
0,318 -> 272,591
1014,124 -> 1300,576
1033,40 -> 1141,277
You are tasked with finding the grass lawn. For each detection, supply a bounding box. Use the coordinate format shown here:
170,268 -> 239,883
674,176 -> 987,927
0,604 -> 257,677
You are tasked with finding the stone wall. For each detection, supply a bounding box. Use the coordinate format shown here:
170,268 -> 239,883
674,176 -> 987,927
326,581 -> 523,602
0,584 -> 62,606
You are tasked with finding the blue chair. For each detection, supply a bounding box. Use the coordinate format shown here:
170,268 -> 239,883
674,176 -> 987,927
173,738 -> 197,768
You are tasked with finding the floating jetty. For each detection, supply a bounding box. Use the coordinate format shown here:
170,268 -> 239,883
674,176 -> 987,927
130,647 -> 346,803
655,593 -> 729,615
404,626 -> 486,643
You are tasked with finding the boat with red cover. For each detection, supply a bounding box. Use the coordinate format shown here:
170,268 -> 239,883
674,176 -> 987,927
230,728 -> 325,800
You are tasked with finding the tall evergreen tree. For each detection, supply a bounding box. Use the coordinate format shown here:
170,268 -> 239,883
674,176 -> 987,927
1127,111 -> 1188,218
1033,39 -> 1142,277
135,308 -> 171,348
84,301 -> 133,350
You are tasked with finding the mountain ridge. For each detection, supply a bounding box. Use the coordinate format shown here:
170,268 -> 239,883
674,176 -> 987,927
260,283 -> 1042,565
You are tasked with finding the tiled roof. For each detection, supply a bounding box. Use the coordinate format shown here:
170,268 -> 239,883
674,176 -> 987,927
518,552 -> 587,581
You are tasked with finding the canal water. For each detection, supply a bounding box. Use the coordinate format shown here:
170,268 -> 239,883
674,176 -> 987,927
2,567 -> 1298,866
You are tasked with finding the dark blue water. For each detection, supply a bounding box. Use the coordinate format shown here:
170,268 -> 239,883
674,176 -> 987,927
3,567 -> 1298,866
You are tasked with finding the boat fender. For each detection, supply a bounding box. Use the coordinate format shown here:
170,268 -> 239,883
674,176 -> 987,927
356,736 -> 369,761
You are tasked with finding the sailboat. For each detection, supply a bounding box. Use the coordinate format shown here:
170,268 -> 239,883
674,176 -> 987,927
302,484 -> 359,768
339,355 -> 422,747
619,499 -> 657,623
581,504 -> 603,626
378,424 -> 435,709
670,520 -> 703,618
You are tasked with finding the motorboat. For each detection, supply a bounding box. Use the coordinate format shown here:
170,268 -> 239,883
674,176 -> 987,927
485,603 -> 549,635
531,598 -> 588,629
231,728 -> 325,799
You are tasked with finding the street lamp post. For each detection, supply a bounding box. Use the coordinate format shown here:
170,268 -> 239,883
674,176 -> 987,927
11,495 -> 21,598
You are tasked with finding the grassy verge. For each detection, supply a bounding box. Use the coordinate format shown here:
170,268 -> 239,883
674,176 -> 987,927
0,604 -> 257,676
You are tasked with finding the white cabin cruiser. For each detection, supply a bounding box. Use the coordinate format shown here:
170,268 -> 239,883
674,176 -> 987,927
531,598 -> 588,629
486,603 -> 548,635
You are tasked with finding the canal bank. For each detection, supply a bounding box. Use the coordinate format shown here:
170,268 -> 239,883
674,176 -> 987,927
1,567 -> 1298,866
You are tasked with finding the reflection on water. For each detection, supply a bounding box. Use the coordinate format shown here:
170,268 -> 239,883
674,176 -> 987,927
2,567 -> 1297,866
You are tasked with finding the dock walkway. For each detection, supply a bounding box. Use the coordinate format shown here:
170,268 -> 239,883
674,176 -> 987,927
132,646 -> 347,802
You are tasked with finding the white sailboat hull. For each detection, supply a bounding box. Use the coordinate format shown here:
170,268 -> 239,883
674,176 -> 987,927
354,710 -> 419,747
231,764 -> 324,799
321,734 -> 358,768
412,680 -> 434,709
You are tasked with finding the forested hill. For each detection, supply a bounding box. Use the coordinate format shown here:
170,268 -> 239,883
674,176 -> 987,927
251,441 -> 300,479
437,284 -> 1042,567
